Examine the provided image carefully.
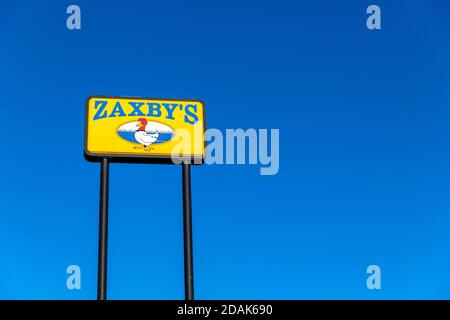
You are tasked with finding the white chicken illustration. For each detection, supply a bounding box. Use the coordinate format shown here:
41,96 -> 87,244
135,118 -> 159,147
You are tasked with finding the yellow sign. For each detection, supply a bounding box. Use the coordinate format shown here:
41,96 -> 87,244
84,96 -> 205,162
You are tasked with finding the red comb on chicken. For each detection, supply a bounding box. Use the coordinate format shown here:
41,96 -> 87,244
137,118 -> 148,131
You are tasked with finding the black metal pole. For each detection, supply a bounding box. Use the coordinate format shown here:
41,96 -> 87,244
182,162 -> 194,300
97,158 -> 109,300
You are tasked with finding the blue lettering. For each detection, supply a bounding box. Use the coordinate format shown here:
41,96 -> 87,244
147,102 -> 162,117
110,101 -> 126,117
162,103 -> 178,120
128,102 -> 145,116
93,100 -> 108,120
184,104 -> 198,124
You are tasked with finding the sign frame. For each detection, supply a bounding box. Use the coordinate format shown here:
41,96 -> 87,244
84,95 -> 206,164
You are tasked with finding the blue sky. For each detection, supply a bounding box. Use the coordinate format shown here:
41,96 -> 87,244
1,0 -> 450,299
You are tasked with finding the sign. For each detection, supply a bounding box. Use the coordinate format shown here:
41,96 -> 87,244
85,97 -> 202,300
84,96 -> 205,163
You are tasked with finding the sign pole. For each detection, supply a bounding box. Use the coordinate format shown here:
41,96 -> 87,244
97,157 -> 109,300
182,162 -> 194,300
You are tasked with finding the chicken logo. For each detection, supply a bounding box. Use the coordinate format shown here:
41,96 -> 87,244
117,118 -> 174,149
135,118 -> 159,147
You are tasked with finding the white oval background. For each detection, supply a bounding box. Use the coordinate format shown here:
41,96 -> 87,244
117,121 -> 174,133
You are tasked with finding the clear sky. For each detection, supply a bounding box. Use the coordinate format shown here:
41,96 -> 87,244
1,0 -> 450,299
